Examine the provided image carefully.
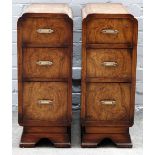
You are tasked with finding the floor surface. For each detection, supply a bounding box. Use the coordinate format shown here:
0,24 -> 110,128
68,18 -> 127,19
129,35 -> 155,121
12,110 -> 143,155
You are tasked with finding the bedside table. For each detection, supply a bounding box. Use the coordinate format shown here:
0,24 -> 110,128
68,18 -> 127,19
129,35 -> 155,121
81,3 -> 138,148
17,4 -> 73,148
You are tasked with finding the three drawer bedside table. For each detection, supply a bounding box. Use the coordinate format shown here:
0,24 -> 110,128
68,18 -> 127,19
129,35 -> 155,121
81,3 -> 138,148
17,4 -> 73,148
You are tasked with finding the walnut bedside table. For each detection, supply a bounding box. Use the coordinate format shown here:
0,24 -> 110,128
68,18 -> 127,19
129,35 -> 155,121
17,4 -> 73,148
81,3 -> 138,148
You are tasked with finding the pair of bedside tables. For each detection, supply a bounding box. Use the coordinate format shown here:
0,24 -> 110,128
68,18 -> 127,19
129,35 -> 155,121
17,3 -> 138,148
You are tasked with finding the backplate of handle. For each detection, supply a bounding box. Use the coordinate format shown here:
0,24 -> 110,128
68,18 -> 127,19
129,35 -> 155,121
38,99 -> 53,104
100,100 -> 116,105
102,61 -> 118,67
37,28 -> 54,34
101,29 -> 119,34
36,61 -> 53,66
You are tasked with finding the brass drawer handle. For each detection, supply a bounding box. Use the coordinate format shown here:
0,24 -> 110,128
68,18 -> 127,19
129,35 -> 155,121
102,61 -> 118,67
100,100 -> 116,105
38,100 -> 53,105
101,29 -> 119,34
37,28 -> 54,34
36,61 -> 53,66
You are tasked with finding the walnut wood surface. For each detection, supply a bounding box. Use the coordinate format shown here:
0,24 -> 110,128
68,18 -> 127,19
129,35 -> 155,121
23,82 -> 68,121
22,17 -> 72,45
86,83 -> 131,121
86,18 -> 133,44
20,126 -> 71,148
81,4 -> 138,148
86,49 -> 131,80
23,48 -> 70,79
18,5 -> 73,147
81,132 -> 132,148
24,127 -> 67,133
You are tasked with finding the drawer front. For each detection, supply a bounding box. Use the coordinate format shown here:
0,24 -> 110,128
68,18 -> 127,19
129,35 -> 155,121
86,49 -> 131,81
23,48 -> 70,79
86,83 -> 131,121
86,18 -> 133,44
23,82 -> 68,121
22,18 -> 72,44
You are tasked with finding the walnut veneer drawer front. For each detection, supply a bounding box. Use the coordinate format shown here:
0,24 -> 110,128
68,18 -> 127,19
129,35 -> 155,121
23,82 -> 68,121
23,48 -> 70,79
86,83 -> 131,121
22,18 -> 72,45
86,49 -> 131,81
86,18 -> 133,44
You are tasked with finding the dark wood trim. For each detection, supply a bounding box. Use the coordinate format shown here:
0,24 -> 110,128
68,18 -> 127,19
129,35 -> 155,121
86,43 -> 133,49
81,121 -> 132,127
130,17 -> 138,124
84,14 -> 134,20
67,25 -> 73,122
22,120 -> 71,127
17,17 -> 23,125
86,78 -> 131,83
81,19 -> 87,121
22,43 -> 69,48
23,78 -> 69,82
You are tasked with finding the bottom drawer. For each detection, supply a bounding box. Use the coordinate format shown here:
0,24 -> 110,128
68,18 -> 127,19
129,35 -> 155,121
86,83 -> 131,121
23,82 -> 68,121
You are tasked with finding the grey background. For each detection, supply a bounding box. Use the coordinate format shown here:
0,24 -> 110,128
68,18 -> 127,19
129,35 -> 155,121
12,0 -> 143,111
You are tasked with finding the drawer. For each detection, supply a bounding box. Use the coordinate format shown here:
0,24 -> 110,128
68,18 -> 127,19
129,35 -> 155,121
86,18 -> 133,44
86,83 -> 131,121
23,82 -> 68,121
23,48 -> 70,79
86,49 -> 131,81
22,18 -> 72,44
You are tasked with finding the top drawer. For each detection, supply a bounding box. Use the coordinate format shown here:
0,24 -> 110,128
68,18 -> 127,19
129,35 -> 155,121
86,18 -> 133,44
22,17 -> 72,45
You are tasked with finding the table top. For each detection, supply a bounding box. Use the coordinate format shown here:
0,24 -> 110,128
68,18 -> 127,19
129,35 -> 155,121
82,3 -> 130,19
23,4 -> 72,18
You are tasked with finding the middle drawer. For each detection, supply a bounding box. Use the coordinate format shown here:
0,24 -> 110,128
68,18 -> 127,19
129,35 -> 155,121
23,47 -> 70,79
86,48 -> 132,81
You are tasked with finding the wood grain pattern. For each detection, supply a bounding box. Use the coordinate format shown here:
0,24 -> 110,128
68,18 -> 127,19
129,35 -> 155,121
86,18 -> 133,44
20,130 -> 71,148
22,17 -> 72,45
85,127 -> 129,134
24,127 -> 67,133
81,132 -> 132,148
23,48 -> 70,79
86,83 -> 131,121
81,4 -> 138,147
86,49 -> 131,81
18,7 -> 73,147
23,82 -> 68,121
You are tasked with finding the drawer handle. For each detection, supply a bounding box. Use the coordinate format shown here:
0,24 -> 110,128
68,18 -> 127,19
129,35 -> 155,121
36,61 -> 53,66
102,61 -> 118,67
101,29 -> 119,34
37,28 -> 54,34
100,100 -> 116,105
38,100 -> 53,104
